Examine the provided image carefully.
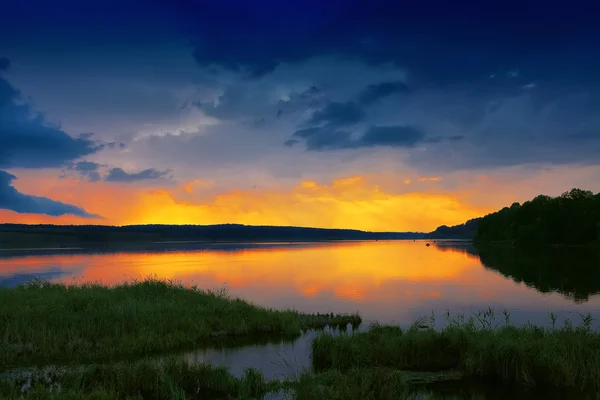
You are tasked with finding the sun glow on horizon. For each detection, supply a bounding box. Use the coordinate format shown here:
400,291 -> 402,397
0,172 -> 492,232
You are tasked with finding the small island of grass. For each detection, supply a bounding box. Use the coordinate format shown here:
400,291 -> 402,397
0,278 -> 360,370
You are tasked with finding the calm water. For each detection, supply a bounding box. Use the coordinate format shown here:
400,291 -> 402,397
1,240 -> 600,397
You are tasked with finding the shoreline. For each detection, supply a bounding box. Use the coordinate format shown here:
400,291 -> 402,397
3,279 -> 600,398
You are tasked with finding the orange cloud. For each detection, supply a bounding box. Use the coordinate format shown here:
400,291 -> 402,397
2,170 -> 491,232
183,180 -> 212,194
418,177 -> 441,182
118,176 -> 489,231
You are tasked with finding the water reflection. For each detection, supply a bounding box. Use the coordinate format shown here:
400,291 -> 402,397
1,240 -> 599,329
478,246 -> 600,303
0,268 -> 72,288
2,241 -> 600,399
177,328 -> 346,380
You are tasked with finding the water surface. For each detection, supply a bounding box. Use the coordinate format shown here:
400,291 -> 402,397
1,240 -> 599,397
2,240 -> 598,327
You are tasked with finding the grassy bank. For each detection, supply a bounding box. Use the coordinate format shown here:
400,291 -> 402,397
0,279 -> 360,369
312,310 -> 600,390
0,359 -> 278,399
0,359 -> 465,400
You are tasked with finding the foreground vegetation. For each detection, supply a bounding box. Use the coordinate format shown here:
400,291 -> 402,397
0,279 -> 360,369
474,188 -> 600,246
3,279 -> 600,398
312,310 -> 600,390
0,358 -> 468,400
0,359 -> 279,400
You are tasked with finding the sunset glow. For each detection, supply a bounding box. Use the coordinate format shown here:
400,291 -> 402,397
0,171 -> 497,231
1,2 -> 600,232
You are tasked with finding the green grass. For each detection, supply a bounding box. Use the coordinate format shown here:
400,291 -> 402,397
4,277 -> 599,396
286,368 -> 467,400
0,278 -> 360,369
311,310 -> 600,390
0,358 -> 279,399
0,359 -> 459,400
288,368 -> 415,400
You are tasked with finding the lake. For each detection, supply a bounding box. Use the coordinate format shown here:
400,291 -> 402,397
1,240 -> 599,397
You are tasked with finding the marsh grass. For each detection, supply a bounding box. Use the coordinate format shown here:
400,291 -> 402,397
0,278 -> 360,369
0,361 -> 445,400
281,368 -> 452,400
0,358 -> 280,399
285,368 -> 411,400
311,310 -> 600,390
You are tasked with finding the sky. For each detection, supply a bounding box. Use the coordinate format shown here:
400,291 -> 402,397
1,0 -> 600,232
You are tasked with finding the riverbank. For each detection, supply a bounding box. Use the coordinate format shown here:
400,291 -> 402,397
0,279 -> 360,369
312,311 -> 600,390
3,280 -> 600,398
0,358 -> 468,399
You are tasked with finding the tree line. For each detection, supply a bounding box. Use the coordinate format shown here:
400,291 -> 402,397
474,188 -> 600,246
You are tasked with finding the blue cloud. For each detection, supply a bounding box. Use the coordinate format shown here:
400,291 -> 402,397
104,167 -> 170,183
0,170 -> 100,217
67,161 -> 102,182
357,126 -> 425,148
73,161 -> 100,173
0,68 -> 101,169
168,0 -> 600,85
358,82 -> 410,105
7,0 -> 598,84
2,0 -> 600,177
305,102 -> 365,127
294,126 -> 353,151
291,124 -> 428,151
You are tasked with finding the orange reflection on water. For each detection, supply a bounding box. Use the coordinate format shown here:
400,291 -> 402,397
2,241 -> 600,324
0,242 -> 479,300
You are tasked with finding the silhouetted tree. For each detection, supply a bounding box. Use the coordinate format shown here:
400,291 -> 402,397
474,188 -> 600,246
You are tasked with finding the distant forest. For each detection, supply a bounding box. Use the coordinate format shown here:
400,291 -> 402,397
1,188 -> 598,248
0,223 -> 425,248
474,188 -> 600,246
426,218 -> 481,240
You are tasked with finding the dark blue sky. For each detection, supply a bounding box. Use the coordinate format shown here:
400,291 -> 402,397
0,0 -> 600,223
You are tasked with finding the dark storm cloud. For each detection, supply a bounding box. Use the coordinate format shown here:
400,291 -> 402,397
358,82 -> 410,105
0,58 -> 9,71
0,71 -> 101,169
294,126 -> 353,151
0,170 -> 100,217
291,124 -> 428,151
10,0 -> 597,84
3,0 -> 600,175
166,0 -> 600,84
357,126 -> 426,148
305,102 -> 365,127
104,167 -> 170,183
